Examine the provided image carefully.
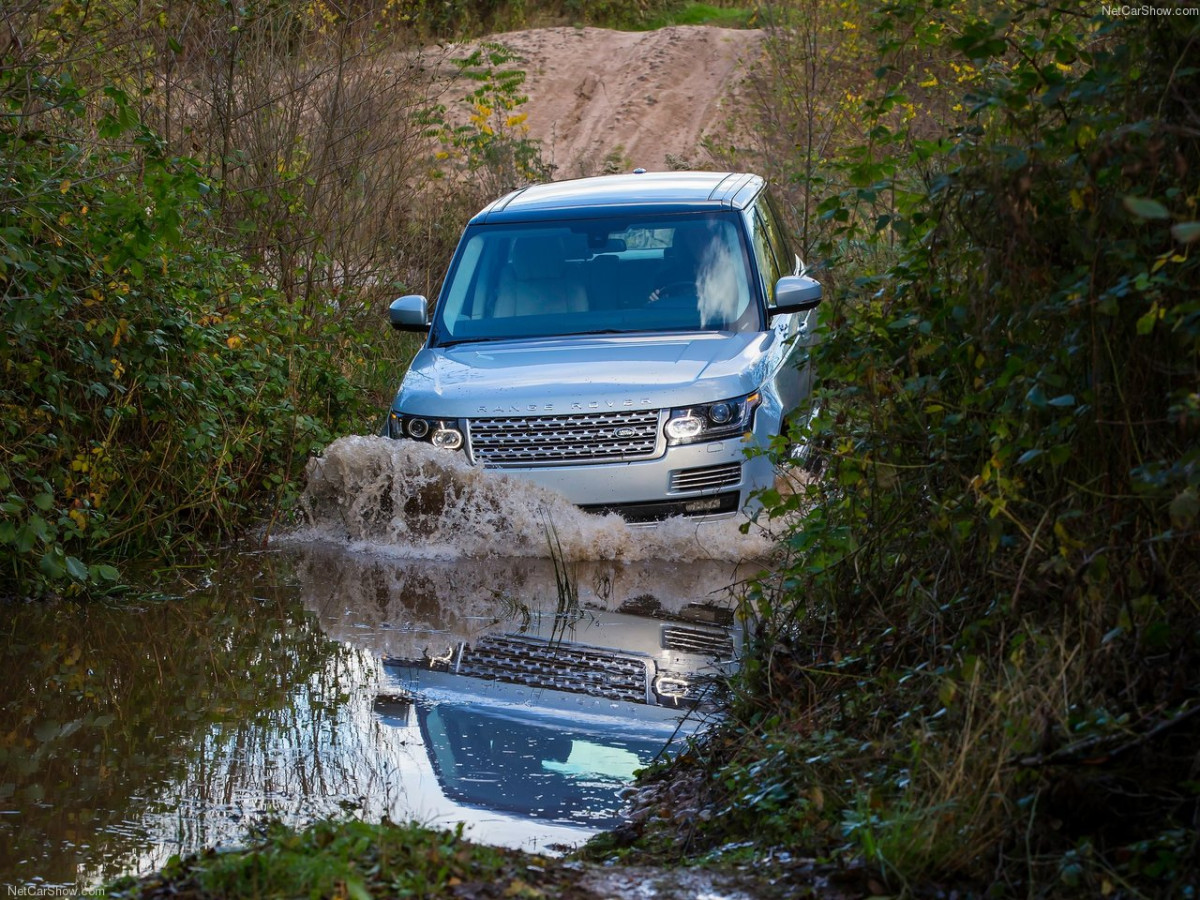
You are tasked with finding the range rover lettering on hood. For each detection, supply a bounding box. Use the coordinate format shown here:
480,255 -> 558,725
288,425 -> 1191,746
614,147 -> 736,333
476,398 -> 655,415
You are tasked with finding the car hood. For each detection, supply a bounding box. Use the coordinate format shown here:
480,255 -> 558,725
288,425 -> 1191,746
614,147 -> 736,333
394,331 -> 776,417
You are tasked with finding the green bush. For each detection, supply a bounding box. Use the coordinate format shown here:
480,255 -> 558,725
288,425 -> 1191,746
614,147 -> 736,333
0,68 -> 364,598
676,2 -> 1200,893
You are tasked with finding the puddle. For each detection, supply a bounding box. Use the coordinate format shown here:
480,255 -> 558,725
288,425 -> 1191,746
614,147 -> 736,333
0,436 -> 773,892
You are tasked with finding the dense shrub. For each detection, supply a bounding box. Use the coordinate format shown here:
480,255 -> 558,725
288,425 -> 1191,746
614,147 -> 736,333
0,58 -> 365,597
676,2 -> 1200,894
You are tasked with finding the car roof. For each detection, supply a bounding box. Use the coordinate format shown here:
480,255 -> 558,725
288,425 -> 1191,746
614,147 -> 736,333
470,171 -> 765,224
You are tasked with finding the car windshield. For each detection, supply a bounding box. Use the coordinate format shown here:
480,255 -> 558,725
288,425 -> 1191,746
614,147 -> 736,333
431,213 -> 760,344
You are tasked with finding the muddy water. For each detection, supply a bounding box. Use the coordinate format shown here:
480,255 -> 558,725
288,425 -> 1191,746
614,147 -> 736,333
0,437 -> 775,892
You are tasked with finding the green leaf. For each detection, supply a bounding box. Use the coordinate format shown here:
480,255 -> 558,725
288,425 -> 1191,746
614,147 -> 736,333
39,550 -> 66,579
1136,306 -> 1159,335
15,526 -> 37,555
1169,489 -> 1199,526
65,556 -> 88,581
91,564 -> 120,582
1123,196 -> 1170,220
1170,221 -> 1200,244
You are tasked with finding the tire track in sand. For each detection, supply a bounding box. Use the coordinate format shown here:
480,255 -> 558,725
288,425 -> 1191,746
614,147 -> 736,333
479,25 -> 764,175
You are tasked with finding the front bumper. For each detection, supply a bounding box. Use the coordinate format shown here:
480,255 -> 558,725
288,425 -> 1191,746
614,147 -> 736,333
489,438 -> 774,522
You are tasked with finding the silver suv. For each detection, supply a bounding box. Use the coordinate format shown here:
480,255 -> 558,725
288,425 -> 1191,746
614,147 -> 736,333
385,171 -> 821,522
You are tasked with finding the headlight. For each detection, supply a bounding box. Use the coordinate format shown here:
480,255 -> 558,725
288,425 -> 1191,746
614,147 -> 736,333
387,411 -> 464,451
664,392 -> 760,445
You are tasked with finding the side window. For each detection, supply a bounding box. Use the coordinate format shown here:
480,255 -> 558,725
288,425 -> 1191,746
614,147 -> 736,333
761,194 -> 797,277
748,207 -> 783,304
440,234 -> 486,328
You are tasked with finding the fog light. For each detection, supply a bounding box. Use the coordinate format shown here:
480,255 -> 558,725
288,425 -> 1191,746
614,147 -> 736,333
431,427 -> 463,450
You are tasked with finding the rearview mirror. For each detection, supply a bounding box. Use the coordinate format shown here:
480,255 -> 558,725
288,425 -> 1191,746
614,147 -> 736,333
389,295 -> 430,331
770,275 -> 822,316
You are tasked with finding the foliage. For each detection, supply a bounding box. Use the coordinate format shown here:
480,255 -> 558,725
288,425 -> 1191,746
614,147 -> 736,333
365,0 -> 750,36
0,19 -> 368,598
106,818 -> 568,900
423,42 -> 552,199
663,0 -> 1200,894
639,4 -> 756,29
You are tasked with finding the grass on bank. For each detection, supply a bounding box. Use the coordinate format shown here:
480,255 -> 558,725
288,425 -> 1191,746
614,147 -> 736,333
638,4 -> 757,30
105,820 -> 575,900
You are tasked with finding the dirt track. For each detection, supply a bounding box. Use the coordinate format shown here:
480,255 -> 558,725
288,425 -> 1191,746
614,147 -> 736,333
461,25 -> 765,176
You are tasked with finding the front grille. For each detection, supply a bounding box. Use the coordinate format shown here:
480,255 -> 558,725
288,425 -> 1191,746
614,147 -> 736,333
468,409 -> 661,466
661,625 -> 736,658
455,634 -> 653,703
669,462 -> 742,492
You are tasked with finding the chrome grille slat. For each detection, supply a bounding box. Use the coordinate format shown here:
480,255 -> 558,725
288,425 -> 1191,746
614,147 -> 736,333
661,625 -> 736,657
669,462 -> 742,492
455,634 -> 652,703
469,410 -> 661,465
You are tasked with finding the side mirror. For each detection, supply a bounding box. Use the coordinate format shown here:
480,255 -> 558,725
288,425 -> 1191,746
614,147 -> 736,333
389,295 -> 430,331
771,275 -> 822,316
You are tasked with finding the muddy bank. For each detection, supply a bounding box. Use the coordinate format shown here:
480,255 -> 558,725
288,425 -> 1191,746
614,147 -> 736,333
436,25 -> 764,175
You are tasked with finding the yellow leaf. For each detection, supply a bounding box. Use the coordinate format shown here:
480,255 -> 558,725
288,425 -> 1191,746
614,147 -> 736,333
809,785 -> 825,811
60,179 -> 72,194
504,879 -> 541,898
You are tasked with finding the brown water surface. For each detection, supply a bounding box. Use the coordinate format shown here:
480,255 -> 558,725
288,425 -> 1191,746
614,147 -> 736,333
1,438 -> 774,892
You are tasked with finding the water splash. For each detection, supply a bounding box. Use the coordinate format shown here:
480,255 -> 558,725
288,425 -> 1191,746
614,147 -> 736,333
287,435 -> 775,563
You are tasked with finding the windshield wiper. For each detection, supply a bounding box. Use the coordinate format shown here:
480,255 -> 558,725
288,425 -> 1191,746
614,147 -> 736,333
437,336 -> 496,347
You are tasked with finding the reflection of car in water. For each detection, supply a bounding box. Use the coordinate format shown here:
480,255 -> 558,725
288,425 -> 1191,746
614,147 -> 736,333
412,701 -> 667,828
380,602 -> 740,828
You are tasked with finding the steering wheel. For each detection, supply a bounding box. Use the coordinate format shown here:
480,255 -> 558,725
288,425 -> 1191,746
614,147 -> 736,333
649,280 -> 697,306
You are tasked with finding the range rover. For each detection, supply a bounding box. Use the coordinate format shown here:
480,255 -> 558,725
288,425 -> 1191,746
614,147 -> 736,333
385,171 -> 821,522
